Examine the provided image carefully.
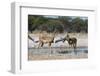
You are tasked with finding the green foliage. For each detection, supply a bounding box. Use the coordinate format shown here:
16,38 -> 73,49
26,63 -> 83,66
28,15 -> 88,33
46,20 -> 64,33
71,17 -> 88,32
28,15 -> 48,32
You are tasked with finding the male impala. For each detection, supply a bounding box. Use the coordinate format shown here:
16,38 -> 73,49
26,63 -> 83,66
38,32 -> 56,48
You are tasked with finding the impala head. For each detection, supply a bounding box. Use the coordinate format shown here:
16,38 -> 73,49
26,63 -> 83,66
66,34 -> 70,41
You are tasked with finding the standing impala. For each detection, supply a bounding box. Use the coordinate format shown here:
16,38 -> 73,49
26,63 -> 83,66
37,32 -> 56,54
65,34 -> 77,49
55,34 -> 77,49
38,32 -> 56,48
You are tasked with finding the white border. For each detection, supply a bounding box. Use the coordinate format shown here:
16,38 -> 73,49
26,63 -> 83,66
11,2 -> 97,74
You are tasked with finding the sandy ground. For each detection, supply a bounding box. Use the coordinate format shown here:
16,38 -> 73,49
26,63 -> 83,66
28,54 -> 88,60
28,33 -> 88,60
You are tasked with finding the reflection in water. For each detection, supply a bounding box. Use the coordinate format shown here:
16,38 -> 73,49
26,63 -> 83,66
28,47 -> 88,55
58,48 -> 88,54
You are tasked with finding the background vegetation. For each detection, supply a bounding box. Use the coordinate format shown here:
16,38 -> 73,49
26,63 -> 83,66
28,15 -> 88,33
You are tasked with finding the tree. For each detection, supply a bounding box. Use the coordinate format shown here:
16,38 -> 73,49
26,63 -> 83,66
46,20 -> 64,33
58,16 -> 72,32
71,17 -> 87,32
28,15 -> 48,33
28,15 -> 88,33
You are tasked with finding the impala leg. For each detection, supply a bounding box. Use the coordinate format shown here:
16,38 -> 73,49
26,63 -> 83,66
74,43 -> 77,54
38,42 -> 43,48
71,44 -> 72,48
69,44 -> 71,49
41,42 -> 43,47
70,44 -> 73,49
49,43 -> 52,55
38,42 -> 41,48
